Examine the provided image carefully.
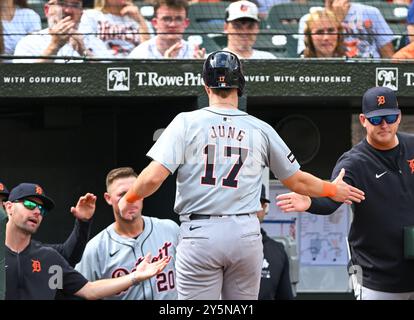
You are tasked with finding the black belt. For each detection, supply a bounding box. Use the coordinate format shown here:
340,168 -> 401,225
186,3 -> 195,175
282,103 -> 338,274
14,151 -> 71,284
189,213 -> 250,220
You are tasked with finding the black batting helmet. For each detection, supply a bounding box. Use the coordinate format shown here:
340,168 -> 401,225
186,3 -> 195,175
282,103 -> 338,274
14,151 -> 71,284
202,51 -> 245,97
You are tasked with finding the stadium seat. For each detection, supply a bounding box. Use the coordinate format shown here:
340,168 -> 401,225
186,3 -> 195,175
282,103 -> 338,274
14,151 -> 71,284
135,1 -> 155,20
28,0 -> 47,29
185,34 -> 221,54
254,30 -> 299,58
187,2 -> 228,34
210,29 -> 298,58
265,2 -> 324,34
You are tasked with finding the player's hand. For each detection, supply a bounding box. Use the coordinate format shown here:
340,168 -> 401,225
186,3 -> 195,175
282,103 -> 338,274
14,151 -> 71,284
70,193 -> 97,221
192,44 -> 206,59
330,168 -> 365,204
276,192 -> 311,213
133,253 -> 171,282
164,41 -> 182,58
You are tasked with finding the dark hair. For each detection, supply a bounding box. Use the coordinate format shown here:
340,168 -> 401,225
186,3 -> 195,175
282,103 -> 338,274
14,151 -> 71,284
106,167 -> 137,190
303,9 -> 345,58
153,0 -> 189,17
15,0 -> 28,8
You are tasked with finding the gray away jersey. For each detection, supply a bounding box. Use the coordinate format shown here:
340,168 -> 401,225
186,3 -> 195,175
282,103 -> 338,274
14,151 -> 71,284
75,216 -> 179,300
147,106 -> 300,215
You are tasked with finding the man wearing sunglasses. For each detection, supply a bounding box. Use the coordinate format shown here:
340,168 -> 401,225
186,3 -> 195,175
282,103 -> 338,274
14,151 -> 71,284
277,86 -> 414,300
0,181 -> 95,300
0,181 -> 94,268
3,182 -> 170,300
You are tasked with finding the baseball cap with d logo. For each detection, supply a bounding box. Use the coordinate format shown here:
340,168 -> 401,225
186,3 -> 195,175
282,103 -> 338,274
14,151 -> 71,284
362,87 -> 401,118
8,183 -> 55,211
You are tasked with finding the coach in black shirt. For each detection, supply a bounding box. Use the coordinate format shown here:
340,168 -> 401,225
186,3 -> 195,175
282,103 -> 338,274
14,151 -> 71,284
277,87 -> 414,300
4,183 -> 170,300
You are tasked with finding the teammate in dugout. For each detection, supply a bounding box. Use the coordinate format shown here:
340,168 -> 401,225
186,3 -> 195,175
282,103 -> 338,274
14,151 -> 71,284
4,182 -> 170,300
118,51 -> 365,300
276,87 -> 414,300
1,180 -> 95,300
76,167 -> 179,300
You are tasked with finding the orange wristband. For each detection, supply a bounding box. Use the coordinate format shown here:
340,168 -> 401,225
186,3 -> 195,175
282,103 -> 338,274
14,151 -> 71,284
320,181 -> 337,197
125,189 -> 142,203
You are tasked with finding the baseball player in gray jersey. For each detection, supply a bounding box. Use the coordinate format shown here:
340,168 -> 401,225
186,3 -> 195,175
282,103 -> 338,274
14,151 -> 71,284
119,51 -> 365,300
75,167 -> 179,300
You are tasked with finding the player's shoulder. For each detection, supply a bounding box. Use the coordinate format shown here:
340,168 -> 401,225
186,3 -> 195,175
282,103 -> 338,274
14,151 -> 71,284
31,240 -> 68,261
144,216 -> 179,232
82,8 -> 104,19
85,223 -> 115,248
336,140 -> 370,170
16,7 -> 39,19
350,2 -> 380,15
247,114 -> 276,132
398,131 -> 414,143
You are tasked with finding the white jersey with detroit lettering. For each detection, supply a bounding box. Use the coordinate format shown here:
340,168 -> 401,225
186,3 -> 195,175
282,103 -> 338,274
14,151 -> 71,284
147,106 -> 300,215
75,216 -> 179,300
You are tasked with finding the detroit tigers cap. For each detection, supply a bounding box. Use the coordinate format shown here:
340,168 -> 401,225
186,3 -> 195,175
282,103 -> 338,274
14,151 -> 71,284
8,183 -> 55,211
362,87 -> 401,118
0,181 -> 9,198
226,1 -> 260,22
260,184 -> 270,203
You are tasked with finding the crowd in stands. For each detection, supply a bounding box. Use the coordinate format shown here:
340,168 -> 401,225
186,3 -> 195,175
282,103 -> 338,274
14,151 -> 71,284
1,0 -> 414,61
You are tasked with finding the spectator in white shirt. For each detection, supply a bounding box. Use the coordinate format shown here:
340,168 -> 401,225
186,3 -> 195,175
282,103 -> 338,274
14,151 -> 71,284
0,0 -> 41,58
78,0 -> 151,57
223,1 -> 275,59
14,0 -> 112,63
128,0 -> 205,59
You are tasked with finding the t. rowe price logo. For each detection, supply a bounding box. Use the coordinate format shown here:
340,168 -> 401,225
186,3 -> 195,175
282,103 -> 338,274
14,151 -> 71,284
107,67 -> 130,91
376,67 -> 398,91
134,72 -> 203,87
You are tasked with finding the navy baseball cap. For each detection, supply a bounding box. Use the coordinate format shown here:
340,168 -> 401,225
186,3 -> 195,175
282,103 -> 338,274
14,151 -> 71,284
362,87 -> 401,118
260,184 -> 270,203
8,183 -> 55,211
0,181 -> 9,198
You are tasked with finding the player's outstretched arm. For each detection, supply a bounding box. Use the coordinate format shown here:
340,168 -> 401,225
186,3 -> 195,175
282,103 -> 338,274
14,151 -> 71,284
281,168 -> 364,204
75,254 -> 171,300
119,161 -> 170,214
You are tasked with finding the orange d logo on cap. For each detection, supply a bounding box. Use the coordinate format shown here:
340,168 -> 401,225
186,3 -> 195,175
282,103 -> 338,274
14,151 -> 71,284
0,183 -> 4,191
35,185 -> 43,195
377,95 -> 386,106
